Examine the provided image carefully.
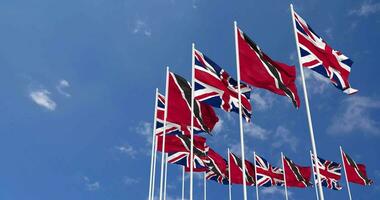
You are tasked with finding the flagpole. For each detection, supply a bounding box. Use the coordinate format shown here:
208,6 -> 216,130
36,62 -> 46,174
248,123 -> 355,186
190,43 -> 195,200
151,133 -> 158,200
228,148 -> 232,200
182,166 -> 185,200
340,146 -> 353,200
290,4 -> 325,200
204,172 -> 207,200
234,20 -> 248,200
148,89 -> 159,200
253,152 -> 259,200
310,151 -> 320,200
164,153 -> 168,200
159,67 -> 170,200
281,152 -> 289,200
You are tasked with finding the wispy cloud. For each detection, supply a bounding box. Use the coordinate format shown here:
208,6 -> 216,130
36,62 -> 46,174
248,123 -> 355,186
115,144 -> 137,158
132,19 -> 152,37
300,69 -> 331,94
123,176 -> 139,185
56,79 -> 71,97
244,122 -> 270,140
328,96 -> 380,135
272,126 -> 298,152
83,176 -> 100,191
29,89 -> 57,111
213,119 -> 224,134
261,187 -> 292,199
136,121 -> 153,144
349,1 -> 380,16
250,91 -> 275,111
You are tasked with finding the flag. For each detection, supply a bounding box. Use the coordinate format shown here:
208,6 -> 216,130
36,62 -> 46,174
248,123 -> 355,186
293,9 -> 358,94
236,27 -> 300,108
156,134 -> 207,153
155,92 -> 182,136
205,148 -> 229,184
194,49 -> 252,121
168,148 -> 209,172
166,72 -> 219,135
342,150 -> 373,185
311,154 -> 343,190
229,152 -> 255,186
283,156 -> 312,188
254,154 -> 284,187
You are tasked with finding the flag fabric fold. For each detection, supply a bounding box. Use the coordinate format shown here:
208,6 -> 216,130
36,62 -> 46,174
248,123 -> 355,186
311,154 -> 343,190
293,9 -> 358,94
229,152 -> 256,186
205,148 -> 229,185
166,72 -> 219,135
283,156 -> 312,188
194,48 -> 252,122
255,154 -> 284,187
237,27 -> 301,108
342,150 -> 373,185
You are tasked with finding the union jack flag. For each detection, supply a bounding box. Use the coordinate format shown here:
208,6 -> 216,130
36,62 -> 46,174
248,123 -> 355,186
254,154 -> 284,187
311,154 -> 343,190
194,49 -> 252,122
293,9 -> 358,94
167,149 -> 209,172
205,148 -> 229,185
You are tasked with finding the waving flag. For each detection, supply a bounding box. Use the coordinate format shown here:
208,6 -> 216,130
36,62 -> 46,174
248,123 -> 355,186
166,72 -> 219,135
255,154 -> 284,187
341,150 -> 373,185
194,49 -> 252,121
237,27 -> 300,108
156,134 -> 207,153
293,9 -> 358,94
283,156 -> 312,188
168,148 -> 209,172
311,154 -> 342,190
155,93 -> 182,136
205,148 -> 229,184
229,152 -> 256,186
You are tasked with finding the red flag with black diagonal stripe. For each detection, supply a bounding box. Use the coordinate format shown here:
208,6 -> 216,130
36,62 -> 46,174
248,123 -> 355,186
341,149 -> 373,186
283,156 -> 312,188
236,27 -> 300,108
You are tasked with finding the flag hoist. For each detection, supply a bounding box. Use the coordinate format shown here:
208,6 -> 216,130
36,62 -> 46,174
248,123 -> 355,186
289,4 -> 325,200
233,21 -> 248,200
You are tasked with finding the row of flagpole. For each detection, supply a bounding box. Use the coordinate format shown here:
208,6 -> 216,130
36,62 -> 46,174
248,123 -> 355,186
147,4 -> 360,200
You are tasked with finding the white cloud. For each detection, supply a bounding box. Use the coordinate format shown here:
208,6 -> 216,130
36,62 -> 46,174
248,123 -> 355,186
250,91 -> 275,111
350,1 -> 380,16
213,119 -> 224,134
261,187 -> 292,198
83,176 -> 100,191
132,19 -> 152,37
328,96 -> 380,135
56,79 -> 71,97
29,89 -> 57,111
300,69 -> 330,94
115,144 -> 137,158
324,28 -> 333,39
244,122 -> 270,140
136,121 -> 153,143
123,176 -> 139,185
272,126 -> 298,152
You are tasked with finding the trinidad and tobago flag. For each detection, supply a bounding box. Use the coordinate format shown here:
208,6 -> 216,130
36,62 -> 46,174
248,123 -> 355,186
341,149 -> 373,186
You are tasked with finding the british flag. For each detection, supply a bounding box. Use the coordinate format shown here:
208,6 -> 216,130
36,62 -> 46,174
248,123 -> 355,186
194,49 -> 252,122
167,149 -> 209,172
293,9 -> 358,94
205,148 -> 229,185
311,154 -> 343,190
254,154 -> 284,187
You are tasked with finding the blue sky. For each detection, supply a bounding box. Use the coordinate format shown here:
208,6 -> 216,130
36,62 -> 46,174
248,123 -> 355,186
0,0 -> 380,199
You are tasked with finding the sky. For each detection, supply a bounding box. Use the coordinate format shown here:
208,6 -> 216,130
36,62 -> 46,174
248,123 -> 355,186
0,0 -> 380,199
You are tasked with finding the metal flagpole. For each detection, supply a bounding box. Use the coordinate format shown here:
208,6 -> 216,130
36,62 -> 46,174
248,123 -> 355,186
228,148 -> 232,200
310,151 -> 320,200
204,172 -> 207,200
151,133 -> 158,200
163,153 -> 168,200
253,152 -> 259,200
289,4 -> 325,200
182,166 -> 185,200
340,146 -> 353,200
233,20 -> 248,200
281,152 -> 289,200
148,89 -> 159,200
190,43 -> 195,200
159,67 -> 170,200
